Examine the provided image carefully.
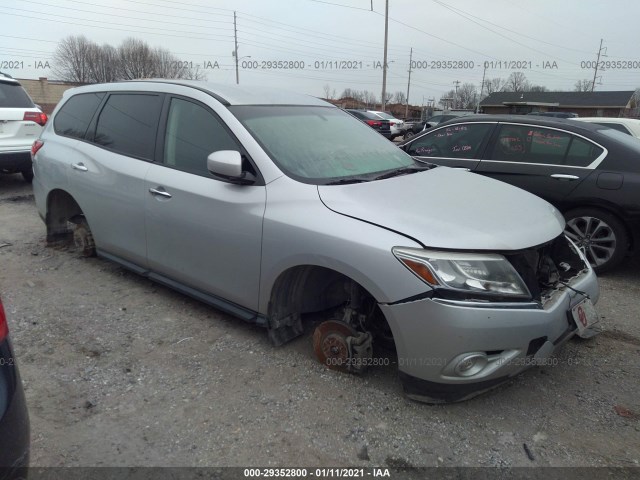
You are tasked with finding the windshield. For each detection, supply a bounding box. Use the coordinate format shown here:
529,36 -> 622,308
230,105 -> 414,184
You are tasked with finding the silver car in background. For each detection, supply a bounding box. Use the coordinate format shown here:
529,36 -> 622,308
32,80 -> 600,403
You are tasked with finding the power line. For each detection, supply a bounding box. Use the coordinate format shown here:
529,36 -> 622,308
431,0 -> 578,66
0,8 -> 236,42
432,0 -> 593,55
236,13 -> 408,53
309,0 -> 374,12
20,0 -> 233,28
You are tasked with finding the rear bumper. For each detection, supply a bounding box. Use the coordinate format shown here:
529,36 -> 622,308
0,151 -> 31,172
380,268 -> 599,403
0,338 -> 30,475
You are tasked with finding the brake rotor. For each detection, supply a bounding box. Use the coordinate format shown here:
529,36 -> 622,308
313,320 -> 357,372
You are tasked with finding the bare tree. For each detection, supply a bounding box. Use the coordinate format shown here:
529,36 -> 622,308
484,77 -> 506,95
574,79 -> 594,92
182,64 -> 207,81
505,72 -> 530,92
331,88 -> 336,100
362,90 -> 377,107
341,88 -> 356,99
118,38 -> 157,80
52,35 -> 95,83
392,91 -> 406,104
86,43 -> 119,83
323,84 -> 331,99
457,83 -> 477,109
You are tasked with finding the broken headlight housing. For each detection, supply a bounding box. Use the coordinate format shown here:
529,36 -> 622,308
393,247 -> 531,300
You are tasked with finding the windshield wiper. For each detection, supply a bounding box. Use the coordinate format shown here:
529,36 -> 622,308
372,164 -> 435,181
325,177 -> 371,185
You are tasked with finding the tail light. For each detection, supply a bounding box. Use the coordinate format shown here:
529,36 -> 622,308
389,122 -> 396,126
24,111 -> 48,126
366,120 -> 382,127
0,298 -> 8,342
31,140 -> 44,158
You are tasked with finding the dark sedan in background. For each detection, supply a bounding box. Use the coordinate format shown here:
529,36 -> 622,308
0,296 -> 29,479
399,115 -> 640,272
344,109 -> 392,138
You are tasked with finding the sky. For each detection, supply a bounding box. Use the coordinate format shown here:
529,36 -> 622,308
1,0 -> 639,105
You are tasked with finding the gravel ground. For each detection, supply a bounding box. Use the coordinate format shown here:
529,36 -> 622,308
1,173 -> 639,468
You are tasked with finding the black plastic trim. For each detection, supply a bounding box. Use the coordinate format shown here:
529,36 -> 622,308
399,370 -> 510,403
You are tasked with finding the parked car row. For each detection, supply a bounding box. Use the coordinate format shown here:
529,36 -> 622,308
344,109 -> 406,139
344,109 -> 392,138
30,80 -> 602,405
399,114 -> 640,272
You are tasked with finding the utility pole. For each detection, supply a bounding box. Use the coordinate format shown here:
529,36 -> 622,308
405,48 -> 413,119
234,11 -> 239,84
380,0 -> 389,110
477,63 -> 487,113
591,38 -> 605,92
453,80 -> 460,109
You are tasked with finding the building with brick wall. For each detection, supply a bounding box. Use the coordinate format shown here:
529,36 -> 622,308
18,77 -> 85,114
479,91 -> 636,117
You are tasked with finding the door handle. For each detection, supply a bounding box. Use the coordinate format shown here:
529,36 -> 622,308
550,174 -> 579,181
71,162 -> 88,172
453,167 -> 471,172
149,187 -> 172,199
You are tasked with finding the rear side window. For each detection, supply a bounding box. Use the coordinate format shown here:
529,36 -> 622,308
94,93 -> 163,160
54,92 -> 105,139
0,81 -> 34,108
407,123 -> 492,159
491,125 -> 602,167
163,97 -> 239,176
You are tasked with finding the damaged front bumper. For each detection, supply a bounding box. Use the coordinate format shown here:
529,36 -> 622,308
380,267 -> 599,403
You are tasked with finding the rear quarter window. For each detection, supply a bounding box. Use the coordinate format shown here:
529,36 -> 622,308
54,92 -> 105,139
492,124 -> 602,167
0,81 -> 34,108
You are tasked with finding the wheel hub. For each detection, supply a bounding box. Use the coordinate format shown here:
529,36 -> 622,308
312,320 -> 357,372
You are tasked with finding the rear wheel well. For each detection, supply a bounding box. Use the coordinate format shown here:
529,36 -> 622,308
45,189 -> 83,243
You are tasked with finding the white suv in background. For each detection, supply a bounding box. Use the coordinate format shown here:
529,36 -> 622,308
367,110 -> 405,140
0,73 -> 47,183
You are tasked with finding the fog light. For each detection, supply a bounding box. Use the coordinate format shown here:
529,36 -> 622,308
454,353 -> 488,377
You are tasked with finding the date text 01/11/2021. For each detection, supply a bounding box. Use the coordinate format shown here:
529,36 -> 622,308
243,468 -> 392,477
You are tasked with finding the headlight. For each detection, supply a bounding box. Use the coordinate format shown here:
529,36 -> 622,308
393,247 -> 531,299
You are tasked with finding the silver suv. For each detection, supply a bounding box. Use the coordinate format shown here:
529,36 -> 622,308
32,80 -> 600,403
0,73 -> 47,182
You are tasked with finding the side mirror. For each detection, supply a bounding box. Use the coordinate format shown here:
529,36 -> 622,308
207,150 -> 242,178
206,150 -> 257,185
